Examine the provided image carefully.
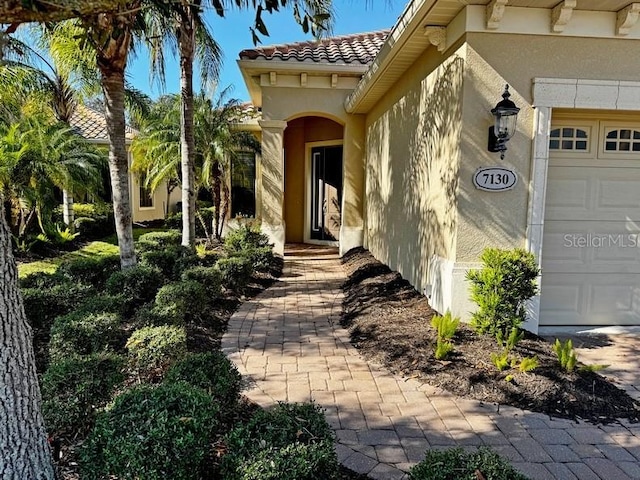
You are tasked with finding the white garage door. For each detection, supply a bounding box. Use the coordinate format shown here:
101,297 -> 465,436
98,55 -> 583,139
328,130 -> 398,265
540,120 -> 640,326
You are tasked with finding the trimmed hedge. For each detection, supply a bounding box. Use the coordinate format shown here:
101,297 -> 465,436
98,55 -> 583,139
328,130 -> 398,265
41,353 -> 125,436
222,402 -> 337,480
165,352 -> 241,417
106,264 -> 164,311
180,266 -> 222,298
58,254 -> 121,289
154,280 -> 208,322
409,447 -> 530,480
126,325 -> 187,371
80,382 -> 219,480
217,256 -> 253,291
49,311 -> 124,362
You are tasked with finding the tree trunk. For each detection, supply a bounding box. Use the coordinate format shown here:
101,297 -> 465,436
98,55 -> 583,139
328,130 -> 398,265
62,190 -> 74,231
101,67 -> 136,268
0,200 -> 55,480
178,15 -> 197,248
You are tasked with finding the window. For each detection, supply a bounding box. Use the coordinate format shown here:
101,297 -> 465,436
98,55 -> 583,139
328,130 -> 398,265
604,129 -> 640,152
231,152 -> 256,218
549,127 -> 589,151
139,177 -> 153,208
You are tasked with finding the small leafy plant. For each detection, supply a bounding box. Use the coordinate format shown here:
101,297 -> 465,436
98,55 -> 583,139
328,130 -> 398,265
491,351 -> 510,371
434,339 -> 454,360
553,338 -> 578,372
430,311 -> 459,340
467,248 -> 539,340
518,356 -> 539,373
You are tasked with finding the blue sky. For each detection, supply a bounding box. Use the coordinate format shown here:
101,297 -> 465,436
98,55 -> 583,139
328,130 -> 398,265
126,1 -> 405,102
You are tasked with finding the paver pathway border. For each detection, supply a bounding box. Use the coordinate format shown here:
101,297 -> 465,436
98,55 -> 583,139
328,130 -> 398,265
221,246 -> 640,480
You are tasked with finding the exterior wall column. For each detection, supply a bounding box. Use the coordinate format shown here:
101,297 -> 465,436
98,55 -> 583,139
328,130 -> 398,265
524,105 -> 552,333
340,117 -> 366,255
258,119 -> 287,255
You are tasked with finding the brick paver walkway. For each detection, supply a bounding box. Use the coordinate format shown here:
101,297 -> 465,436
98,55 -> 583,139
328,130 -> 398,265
222,245 -> 640,480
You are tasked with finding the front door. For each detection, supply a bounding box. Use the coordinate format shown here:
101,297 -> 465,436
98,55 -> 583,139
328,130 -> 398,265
310,146 -> 342,241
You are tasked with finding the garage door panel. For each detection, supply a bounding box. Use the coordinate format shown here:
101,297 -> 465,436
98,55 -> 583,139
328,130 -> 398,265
540,274 -> 640,326
542,221 -> 640,273
546,166 -> 640,222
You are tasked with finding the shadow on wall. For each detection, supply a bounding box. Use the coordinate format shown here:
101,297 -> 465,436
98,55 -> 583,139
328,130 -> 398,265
365,57 -> 464,298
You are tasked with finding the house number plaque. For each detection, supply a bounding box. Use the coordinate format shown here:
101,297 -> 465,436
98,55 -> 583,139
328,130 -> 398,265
473,167 -> 517,192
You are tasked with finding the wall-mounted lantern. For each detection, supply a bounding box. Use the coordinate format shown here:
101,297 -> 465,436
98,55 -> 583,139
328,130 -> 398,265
488,84 -> 519,160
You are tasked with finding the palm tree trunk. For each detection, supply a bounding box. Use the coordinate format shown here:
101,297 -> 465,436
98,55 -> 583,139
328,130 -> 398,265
0,200 -> 55,480
178,16 -> 197,248
101,67 -> 136,268
62,190 -> 74,231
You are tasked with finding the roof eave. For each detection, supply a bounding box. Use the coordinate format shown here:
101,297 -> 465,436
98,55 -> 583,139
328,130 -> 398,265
345,0 -> 440,114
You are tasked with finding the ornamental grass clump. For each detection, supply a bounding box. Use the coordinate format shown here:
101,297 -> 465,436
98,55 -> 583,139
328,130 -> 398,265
467,248 -> 539,341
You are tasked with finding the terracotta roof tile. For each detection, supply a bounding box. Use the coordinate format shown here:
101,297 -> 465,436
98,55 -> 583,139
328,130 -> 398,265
70,104 -> 137,142
239,30 -> 389,65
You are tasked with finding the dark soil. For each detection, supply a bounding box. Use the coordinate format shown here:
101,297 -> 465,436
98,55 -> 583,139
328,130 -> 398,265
341,247 -> 640,425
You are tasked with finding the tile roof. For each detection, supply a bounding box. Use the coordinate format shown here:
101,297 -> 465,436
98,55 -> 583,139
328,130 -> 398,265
239,30 -> 389,65
70,104 -> 137,142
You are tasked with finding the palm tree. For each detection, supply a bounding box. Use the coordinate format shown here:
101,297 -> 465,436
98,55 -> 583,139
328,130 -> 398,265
131,90 -> 259,239
0,111 -> 106,241
145,1 -> 332,248
0,32 -> 98,229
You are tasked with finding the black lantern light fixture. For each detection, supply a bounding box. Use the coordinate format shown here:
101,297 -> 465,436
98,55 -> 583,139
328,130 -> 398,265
488,84 -> 520,160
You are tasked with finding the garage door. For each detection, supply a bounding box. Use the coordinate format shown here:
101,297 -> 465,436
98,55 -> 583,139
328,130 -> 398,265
540,120 -> 640,326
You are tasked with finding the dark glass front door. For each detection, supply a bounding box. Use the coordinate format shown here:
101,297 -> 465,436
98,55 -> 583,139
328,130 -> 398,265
310,146 -> 343,241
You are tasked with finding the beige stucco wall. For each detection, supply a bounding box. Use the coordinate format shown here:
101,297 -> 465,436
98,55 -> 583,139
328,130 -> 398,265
364,45 -> 466,302
284,117 -> 343,243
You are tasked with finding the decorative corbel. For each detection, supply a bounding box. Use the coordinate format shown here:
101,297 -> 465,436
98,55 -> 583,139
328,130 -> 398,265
300,73 -> 308,87
424,26 -> 447,53
331,73 -> 338,88
617,3 -> 640,35
486,0 -> 508,30
269,71 -> 277,85
551,0 -> 576,33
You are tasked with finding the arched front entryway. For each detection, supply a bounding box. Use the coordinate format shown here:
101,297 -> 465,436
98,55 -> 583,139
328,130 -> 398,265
283,116 -> 344,246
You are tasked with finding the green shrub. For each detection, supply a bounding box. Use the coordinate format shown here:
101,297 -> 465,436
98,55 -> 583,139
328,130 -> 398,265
22,282 -> 94,331
154,280 -> 208,321
75,293 -> 127,316
430,311 -> 459,340
224,224 -> 271,253
106,264 -> 164,311
409,447 -> 529,480
165,210 -> 212,237
165,352 -> 241,417
19,271 -> 66,289
133,303 -> 185,328
58,254 -> 121,288
181,266 -> 223,298
217,255 -> 253,291
466,248 -> 539,340
136,229 -> 181,253
80,382 -> 219,480
234,443 -> 337,480
173,253 -> 203,276
73,203 -> 115,239
126,325 -> 187,370
139,249 -> 180,278
49,311 -> 124,361
222,402 -> 336,479
41,353 -> 125,436
434,339 -> 454,360
242,246 -> 275,272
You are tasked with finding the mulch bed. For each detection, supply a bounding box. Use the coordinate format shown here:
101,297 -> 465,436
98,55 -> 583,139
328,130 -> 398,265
341,247 -> 640,424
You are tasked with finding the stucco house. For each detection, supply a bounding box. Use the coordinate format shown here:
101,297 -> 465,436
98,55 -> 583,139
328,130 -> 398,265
235,0 -> 640,333
70,105 -> 180,223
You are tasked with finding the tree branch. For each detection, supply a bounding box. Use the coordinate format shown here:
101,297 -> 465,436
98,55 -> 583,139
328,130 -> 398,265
0,0 -> 131,24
